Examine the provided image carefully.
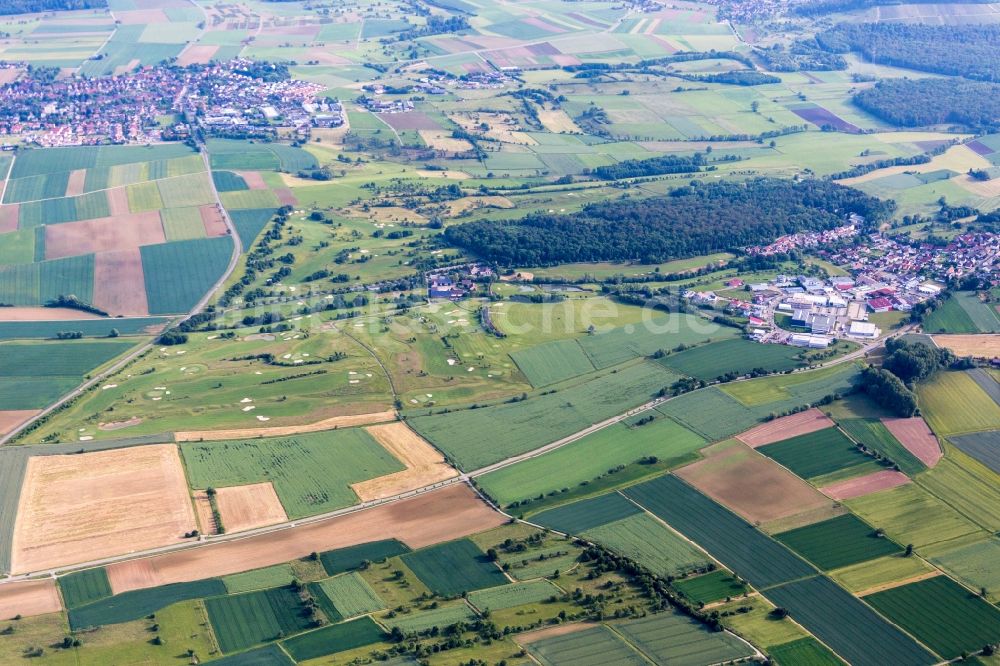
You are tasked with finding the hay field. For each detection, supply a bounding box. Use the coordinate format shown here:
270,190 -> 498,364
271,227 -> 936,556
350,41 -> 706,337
0,579 -> 62,619
351,422 -> 458,501
931,334 -> 1000,358
215,482 -> 288,533
11,444 -> 197,574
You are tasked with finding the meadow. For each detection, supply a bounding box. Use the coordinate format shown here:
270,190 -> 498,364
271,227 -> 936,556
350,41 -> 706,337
476,414 -> 705,506
672,570 -> 748,605
383,601 -> 478,633
180,428 -> 404,519
319,539 -> 411,577
467,580 -> 561,612
310,572 -> 385,621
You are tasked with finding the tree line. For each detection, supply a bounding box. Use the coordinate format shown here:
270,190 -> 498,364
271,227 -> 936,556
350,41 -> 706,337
443,178 -> 894,265
0,0 -> 104,14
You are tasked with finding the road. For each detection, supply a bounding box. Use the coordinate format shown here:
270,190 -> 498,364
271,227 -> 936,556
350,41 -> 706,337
0,145 -> 244,446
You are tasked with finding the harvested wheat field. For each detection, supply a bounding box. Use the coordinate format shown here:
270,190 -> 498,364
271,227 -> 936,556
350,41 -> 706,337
92,249 -> 149,316
10,444 -> 197,574
192,491 -> 218,536
537,109 -> 583,134
419,130 -> 474,152
177,44 -> 219,66
215,482 -> 288,533
675,440 -> 842,529
820,469 -> 911,501
0,410 -> 39,436
882,417 -> 942,467
44,211 -> 165,260
932,334 -> 1000,358
106,187 -> 130,216
352,423 -> 458,501
0,204 -> 19,233
735,408 -> 836,448
0,307 -> 102,321
0,579 -> 62,620
107,483 -> 503,592
174,409 -> 397,441
64,169 -> 86,197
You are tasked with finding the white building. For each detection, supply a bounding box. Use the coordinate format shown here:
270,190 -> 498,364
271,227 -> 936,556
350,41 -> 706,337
790,334 -> 832,348
847,321 -> 880,339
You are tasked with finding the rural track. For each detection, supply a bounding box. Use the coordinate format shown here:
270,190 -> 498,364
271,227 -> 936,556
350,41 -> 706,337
0,145 -> 243,446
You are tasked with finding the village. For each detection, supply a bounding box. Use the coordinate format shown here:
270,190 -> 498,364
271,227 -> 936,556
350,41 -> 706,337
0,59 -> 340,147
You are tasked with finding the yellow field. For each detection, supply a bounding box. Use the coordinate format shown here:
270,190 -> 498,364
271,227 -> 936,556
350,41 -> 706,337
838,145 -> 991,185
418,130 -> 474,152
931,334 -> 1000,357
537,109 -> 582,134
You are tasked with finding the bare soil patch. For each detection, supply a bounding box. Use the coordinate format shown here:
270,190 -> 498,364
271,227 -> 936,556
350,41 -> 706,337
0,409 -> 40,436
98,416 -> 142,431
819,469 -> 911,501
107,483 -> 504,592
64,169 -> 86,197
106,187 -> 130,216
0,307 -> 102,321
199,204 -> 228,237
174,409 -> 396,441
675,440 -> 841,527
177,44 -> 219,66
0,68 -> 21,85
515,622 -> 594,645
274,188 -> 297,206
92,249 -> 149,316
0,580 -> 62,620
418,130 -> 473,152
115,8 -> 168,23
378,111 -> 439,131
881,416 -> 942,467
931,334 -> 1000,358
215,482 -> 288,533
0,204 -> 20,233
44,211 -> 165,260
236,171 -> 268,190
352,423 -> 458,501
537,109 -> 582,134
11,444 -> 197,574
192,491 -> 219,536
736,408 -> 836,448
415,169 -> 472,180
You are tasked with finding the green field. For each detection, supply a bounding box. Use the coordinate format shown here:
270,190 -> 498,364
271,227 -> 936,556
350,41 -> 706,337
319,539 -> 411,577
918,370 -> 1000,436
583,513 -> 710,577
310,572 -> 385,620
765,575 -> 936,666
721,363 -> 860,408
846,482 -> 983,548
615,612 -> 755,665
672,570 -> 748,604
923,292 -> 1000,334
926,535 -> 1000,601
0,253 -> 96,306
527,625 -> 648,666
280,616 -> 385,662
757,427 -> 876,480
623,475 -> 815,590
69,579 -> 226,630
510,338 -> 596,387
0,317 -> 169,341
829,553 -> 935,594
213,171 -> 249,192
863,575 -> 1000,660
180,428 -> 404,519
656,387 -> 767,441
467,580 -> 562,612
769,638 -> 844,666
837,419 -> 926,477
659,338 -> 805,380
384,601 -> 478,633
916,452 -> 1000,532
219,189 -> 282,210
206,140 -> 318,172
223,564 -> 297,595
17,191 -> 111,228
229,208 -> 277,248
211,644 -> 295,666
59,567 -> 112,609
477,415 -> 706,506
402,539 -> 508,597
774,514 -> 902,570
530,491 -> 642,534
409,361 -> 678,470
140,236 -> 233,314
206,585 -> 313,654
156,173 -> 215,208
576,314 -> 740,369
160,206 -> 207,241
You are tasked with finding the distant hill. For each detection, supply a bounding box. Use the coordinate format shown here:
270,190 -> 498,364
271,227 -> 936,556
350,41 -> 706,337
1,0 -> 106,15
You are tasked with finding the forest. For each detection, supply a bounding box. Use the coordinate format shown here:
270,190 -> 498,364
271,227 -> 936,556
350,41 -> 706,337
817,23 -> 1000,81
590,152 -> 738,180
443,179 -> 893,265
853,78 -> 1000,129
0,0 -> 104,13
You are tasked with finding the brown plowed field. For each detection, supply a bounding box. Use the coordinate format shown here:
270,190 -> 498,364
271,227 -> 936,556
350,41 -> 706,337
0,409 -> 39,436
0,204 -> 20,233
931,334 -> 1000,358
236,171 -> 268,190
215,482 -> 288,533
174,409 -> 397,441
515,622 -> 594,645
64,169 -> 86,197
882,417 -> 942,468
675,440 -> 841,527
192,491 -> 218,536
44,211 -> 165,260
0,307 -> 102,320
274,188 -> 297,206
0,580 -> 62,620
199,204 -> 228,237
352,423 -> 458,501
92,249 -> 149,316
107,483 -> 504,593
11,444 -> 197,574
106,187 -> 130,216
177,44 -> 219,66
735,408 -> 836,448
819,469 -> 911,501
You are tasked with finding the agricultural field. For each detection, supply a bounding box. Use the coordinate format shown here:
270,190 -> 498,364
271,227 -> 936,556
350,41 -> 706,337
401,538 -> 508,597
180,428 -> 405,519
529,491 -> 642,534
467,580 -> 561,612
525,625 -> 650,666
613,612 -> 756,665
582,513 -> 710,578
280,616 -> 386,662
923,292 -> 1000,334
773,514 -> 902,570
671,570 -> 748,605
319,539 -> 412,577
69,579 -> 227,630
845,483 -> 984,549
310,572 -> 385,620
756,427 -> 882,481
205,585 -> 314,654
917,370 -> 1000,436
837,418 -> 927,476
658,338 -> 806,380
